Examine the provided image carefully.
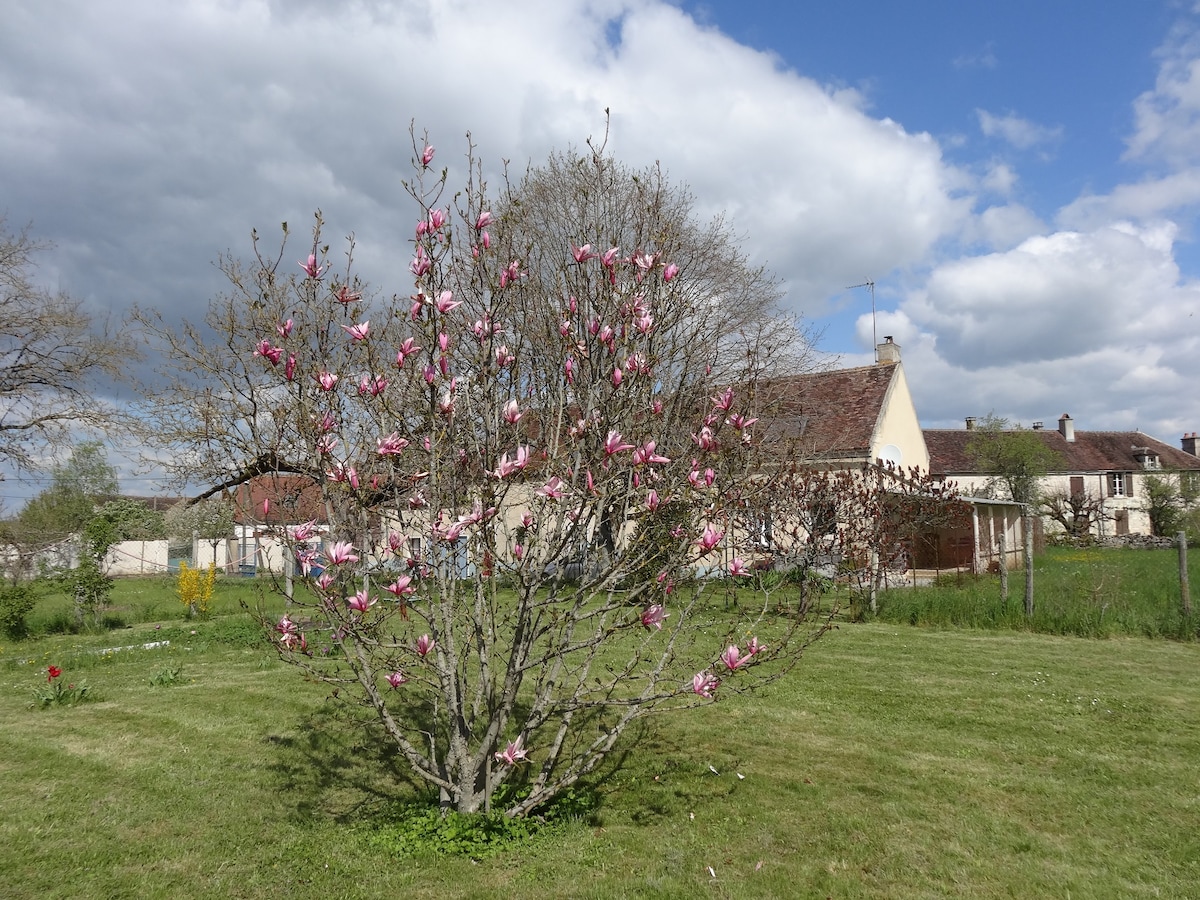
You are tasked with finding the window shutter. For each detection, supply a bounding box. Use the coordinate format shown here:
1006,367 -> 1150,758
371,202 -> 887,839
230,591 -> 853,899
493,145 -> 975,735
1107,473 -> 1115,497
1125,472 -> 1134,497
1070,476 -> 1084,496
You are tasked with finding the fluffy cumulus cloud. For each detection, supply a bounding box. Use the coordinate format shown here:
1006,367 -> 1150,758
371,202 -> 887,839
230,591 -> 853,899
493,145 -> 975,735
6,0 -> 1200,495
881,219 -> 1200,435
870,14 -> 1200,442
0,0 -> 969,328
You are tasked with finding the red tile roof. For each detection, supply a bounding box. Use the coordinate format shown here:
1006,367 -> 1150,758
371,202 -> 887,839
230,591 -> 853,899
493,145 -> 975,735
232,475 -> 328,525
753,364 -> 896,459
925,428 -> 1200,476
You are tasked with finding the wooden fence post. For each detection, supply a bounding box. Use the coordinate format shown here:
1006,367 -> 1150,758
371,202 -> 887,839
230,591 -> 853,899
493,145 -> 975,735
998,530 -> 1008,603
1023,508 -> 1034,619
1179,531 -> 1191,618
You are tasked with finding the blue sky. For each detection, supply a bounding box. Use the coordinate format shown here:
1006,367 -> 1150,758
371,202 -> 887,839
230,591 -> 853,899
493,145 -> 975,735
2,0 -> 1200,504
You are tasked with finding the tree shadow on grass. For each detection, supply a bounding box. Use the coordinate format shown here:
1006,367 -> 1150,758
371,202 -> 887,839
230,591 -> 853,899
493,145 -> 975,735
264,700 -> 427,825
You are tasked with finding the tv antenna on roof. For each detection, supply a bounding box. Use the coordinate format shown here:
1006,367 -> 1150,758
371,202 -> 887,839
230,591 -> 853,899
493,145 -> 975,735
846,280 -> 877,359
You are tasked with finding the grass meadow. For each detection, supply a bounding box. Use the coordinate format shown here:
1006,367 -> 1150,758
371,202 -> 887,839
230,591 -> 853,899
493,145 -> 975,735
875,545 -> 1200,639
1,554 -> 1198,898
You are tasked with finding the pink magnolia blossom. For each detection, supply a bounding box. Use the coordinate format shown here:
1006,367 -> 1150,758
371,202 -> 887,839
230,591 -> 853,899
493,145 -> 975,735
711,387 -> 735,412
503,399 -> 522,424
499,259 -> 524,289
481,230 -> 491,250
572,243 -> 598,263
604,430 -> 635,457
422,364 -> 436,384
299,254 -> 325,279
395,337 -> 422,367
261,498 -> 270,518
347,590 -> 376,613
633,313 -> 655,335
693,427 -> 717,451
289,520 -> 318,542
663,262 -> 679,282
315,434 -> 338,455
410,245 -> 431,278
695,524 -> 723,555
537,476 -> 569,500
495,345 -> 514,367
387,670 -> 408,689
611,368 -> 623,388
416,634 -> 435,657
564,356 -> 575,384
326,541 -> 359,566
641,603 -> 668,630
601,246 -> 621,267
277,319 -> 294,338
315,411 -> 337,433
632,441 -> 670,466
284,354 -> 296,382
521,511 -> 536,530
421,143 -> 435,167
377,432 -> 410,456
385,576 -> 416,599
359,374 -> 389,397
254,339 -> 283,365
494,445 -> 530,479
747,636 -> 765,656
387,532 -> 405,554
296,548 -> 318,576
692,671 -> 719,698
316,571 -> 336,592
494,736 -> 527,766
435,290 -> 461,313
315,371 -> 338,391
475,211 -> 493,229
335,285 -> 362,304
276,615 -> 298,636
408,493 -> 427,510
652,399 -> 664,415
512,543 -> 524,560
646,489 -> 661,512
341,321 -> 370,341
727,413 -> 759,431
632,250 -> 659,274
729,558 -> 752,577
428,208 -> 446,230
721,644 -> 752,671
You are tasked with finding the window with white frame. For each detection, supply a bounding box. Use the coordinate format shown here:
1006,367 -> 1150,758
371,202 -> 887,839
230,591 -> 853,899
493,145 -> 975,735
1108,472 -> 1127,497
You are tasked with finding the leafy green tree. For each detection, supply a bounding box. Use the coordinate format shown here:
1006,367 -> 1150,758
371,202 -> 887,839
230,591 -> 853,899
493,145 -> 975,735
1141,473 -> 1200,538
966,415 -> 1063,505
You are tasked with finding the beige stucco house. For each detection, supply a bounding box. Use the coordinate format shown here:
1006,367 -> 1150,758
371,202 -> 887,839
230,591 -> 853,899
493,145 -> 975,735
925,414 -> 1200,538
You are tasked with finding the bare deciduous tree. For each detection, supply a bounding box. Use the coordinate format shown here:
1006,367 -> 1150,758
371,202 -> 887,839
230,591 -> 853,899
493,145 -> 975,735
0,219 -> 139,472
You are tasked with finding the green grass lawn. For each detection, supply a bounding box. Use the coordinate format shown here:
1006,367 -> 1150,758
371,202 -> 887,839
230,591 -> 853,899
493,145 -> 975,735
875,545 -> 1200,638
2,605 -> 1198,898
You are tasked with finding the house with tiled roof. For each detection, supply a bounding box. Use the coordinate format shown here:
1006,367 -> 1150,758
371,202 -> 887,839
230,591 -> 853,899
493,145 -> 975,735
748,338 -> 1025,574
754,337 -> 930,471
925,414 -> 1200,537
230,474 -> 331,573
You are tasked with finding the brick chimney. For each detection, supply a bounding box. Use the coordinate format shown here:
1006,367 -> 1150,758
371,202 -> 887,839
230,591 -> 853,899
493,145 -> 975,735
1183,432 -> 1199,456
1058,413 -> 1075,443
876,335 -> 900,365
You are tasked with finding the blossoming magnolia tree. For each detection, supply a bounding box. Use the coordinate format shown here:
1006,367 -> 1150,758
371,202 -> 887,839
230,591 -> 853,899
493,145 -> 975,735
137,134 -> 832,816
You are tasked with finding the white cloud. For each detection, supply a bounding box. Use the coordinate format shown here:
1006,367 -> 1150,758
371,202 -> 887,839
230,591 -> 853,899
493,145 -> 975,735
873,220 -> 1200,439
976,109 -> 1063,150
1126,17 -> 1200,167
